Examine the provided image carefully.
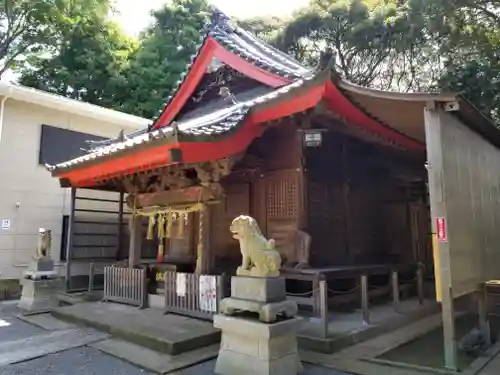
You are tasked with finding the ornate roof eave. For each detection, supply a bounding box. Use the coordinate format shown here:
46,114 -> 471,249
336,75 -> 500,149
49,69 -> 444,188
150,8 -> 313,130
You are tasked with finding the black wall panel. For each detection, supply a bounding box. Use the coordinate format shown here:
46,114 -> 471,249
39,124 -> 106,165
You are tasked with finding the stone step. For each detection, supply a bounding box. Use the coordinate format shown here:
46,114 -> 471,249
52,302 -> 221,355
57,292 -> 87,305
91,338 -> 218,374
16,312 -> 77,330
0,328 -> 109,366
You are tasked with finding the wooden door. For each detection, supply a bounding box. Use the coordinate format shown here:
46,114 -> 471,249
262,169 -> 304,263
210,182 -> 250,267
410,203 -> 432,267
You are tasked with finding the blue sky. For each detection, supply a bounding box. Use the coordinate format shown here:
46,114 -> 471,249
114,0 -> 309,36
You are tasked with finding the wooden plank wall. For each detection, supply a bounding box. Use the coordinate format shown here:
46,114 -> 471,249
305,131 -> 425,267
209,122 -> 305,270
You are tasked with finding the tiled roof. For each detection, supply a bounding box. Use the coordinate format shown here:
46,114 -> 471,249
150,7 -> 312,125
48,77 -> 310,173
209,10 -> 311,80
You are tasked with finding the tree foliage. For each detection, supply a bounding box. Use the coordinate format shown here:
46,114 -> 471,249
275,0 -> 500,120
11,0 -> 500,124
109,0 -> 210,119
0,0 -> 64,77
17,0 -> 136,108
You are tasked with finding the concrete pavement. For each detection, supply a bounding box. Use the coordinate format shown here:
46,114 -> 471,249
0,300 -> 152,375
0,300 -> 352,375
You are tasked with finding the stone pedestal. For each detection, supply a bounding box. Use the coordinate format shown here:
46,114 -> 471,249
220,276 -> 298,323
214,315 -> 302,375
215,276 -> 302,375
18,277 -> 62,314
23,258 -> 58,280
19,257 -> 61,314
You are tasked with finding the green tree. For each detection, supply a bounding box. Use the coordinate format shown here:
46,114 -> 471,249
18,0 -> 136,108
403,0 -> 500,120
236,16 -> 284,41
275,0 -> 421,88
109,0 -> 210,119
0,0 -> 63,78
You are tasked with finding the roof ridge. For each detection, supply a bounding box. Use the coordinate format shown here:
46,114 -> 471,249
150,6 -> 312,130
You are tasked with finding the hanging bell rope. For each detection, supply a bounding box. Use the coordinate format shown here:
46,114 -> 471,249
146,214 -> 156,240
177,213 -> 185,239
157,213 -> 166,239
165,212 -> 173,238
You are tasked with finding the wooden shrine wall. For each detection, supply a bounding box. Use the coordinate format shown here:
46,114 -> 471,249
306,132 -> 422,267
208,121 -> 305,269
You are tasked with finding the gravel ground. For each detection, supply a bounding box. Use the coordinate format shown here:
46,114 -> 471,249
0,346 -> 155,375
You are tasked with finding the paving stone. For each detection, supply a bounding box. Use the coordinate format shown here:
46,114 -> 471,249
0,311 -> 44,343
0,346 -> 154,375
0,328 -> 109,366
91,338 -> 218,374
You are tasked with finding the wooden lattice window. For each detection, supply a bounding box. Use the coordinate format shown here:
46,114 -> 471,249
266,177 -> 298,219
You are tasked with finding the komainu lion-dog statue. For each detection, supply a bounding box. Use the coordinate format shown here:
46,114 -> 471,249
230,215 -> 281,277
36,228 -> 52,259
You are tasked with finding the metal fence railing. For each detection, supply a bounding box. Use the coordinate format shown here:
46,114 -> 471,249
287,264 -> 427,338
164,271 -> 226,320
88,263 -> 105,293
103,266 -> 148,308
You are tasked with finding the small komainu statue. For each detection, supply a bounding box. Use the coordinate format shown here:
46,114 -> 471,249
36,228 -> 52,259
230,215 -> 281,277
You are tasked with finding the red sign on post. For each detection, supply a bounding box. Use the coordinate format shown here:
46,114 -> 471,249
436,217 -> 448,242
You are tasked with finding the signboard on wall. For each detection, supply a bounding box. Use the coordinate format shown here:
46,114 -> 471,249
1,219 -> 10,230
436,217 -> 448,242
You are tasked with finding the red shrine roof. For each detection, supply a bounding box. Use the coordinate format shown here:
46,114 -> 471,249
47,8 -> 499,189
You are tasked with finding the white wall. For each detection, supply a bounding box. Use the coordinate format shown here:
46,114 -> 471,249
0,97 -> 137,279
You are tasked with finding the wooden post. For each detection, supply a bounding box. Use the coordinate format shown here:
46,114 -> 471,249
128,214 -> 143,268
392,270 -> 400,313
319,280 -> 328,338
88,263 -> 94,294
64,187 -> 76,292
117,190 -> 124,259
361,274 -> 370,325
477,286 -> 491,347
195,204 -> 212,274
417,264 -> 425,305
442,286 -> 458,371
203,205 -> 212,273
216,274 -> 226,313
424,106 -> 457,371
312,275 -> 321,317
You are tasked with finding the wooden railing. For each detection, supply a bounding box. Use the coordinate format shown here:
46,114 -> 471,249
103,266 -> 148,308
164,271 -> 226,320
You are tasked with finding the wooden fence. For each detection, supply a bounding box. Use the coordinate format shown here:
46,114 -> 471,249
164,271 -> 226,320
103,266 -> 148,308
